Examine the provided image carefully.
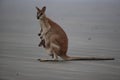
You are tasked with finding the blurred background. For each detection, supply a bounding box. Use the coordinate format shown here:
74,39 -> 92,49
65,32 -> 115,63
0,0 -> 120,50
0,0 -> 120,80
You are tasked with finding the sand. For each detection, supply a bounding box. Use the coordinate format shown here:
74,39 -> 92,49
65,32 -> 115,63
0,0 -> 120,80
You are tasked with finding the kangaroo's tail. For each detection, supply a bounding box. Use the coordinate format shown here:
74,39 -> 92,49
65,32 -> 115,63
60,55 -> 114,61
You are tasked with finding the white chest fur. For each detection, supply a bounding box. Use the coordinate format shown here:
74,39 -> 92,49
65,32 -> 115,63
39,20 -> 51,37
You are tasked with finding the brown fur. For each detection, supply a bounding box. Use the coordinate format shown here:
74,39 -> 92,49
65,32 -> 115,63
36,6 -> 114,60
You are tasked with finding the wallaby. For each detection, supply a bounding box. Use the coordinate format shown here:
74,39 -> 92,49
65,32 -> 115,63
36,6 -> 114,61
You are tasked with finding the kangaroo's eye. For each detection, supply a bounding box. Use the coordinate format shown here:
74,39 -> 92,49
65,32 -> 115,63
38,12 -> 43,16
40,13 -> 43,16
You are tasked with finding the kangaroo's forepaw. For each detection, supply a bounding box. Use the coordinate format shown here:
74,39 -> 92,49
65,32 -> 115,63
38,33 -> 41,36
38,43 -> 42,47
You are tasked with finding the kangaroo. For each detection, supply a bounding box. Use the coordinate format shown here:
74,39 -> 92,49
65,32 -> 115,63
36,6 -> 114,61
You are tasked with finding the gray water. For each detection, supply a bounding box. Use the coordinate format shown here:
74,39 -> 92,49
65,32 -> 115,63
0,0 -> 120,80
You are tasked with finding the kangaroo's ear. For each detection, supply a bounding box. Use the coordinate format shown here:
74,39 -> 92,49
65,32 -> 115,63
36,6 -> 41,12
42,6 -> 46,13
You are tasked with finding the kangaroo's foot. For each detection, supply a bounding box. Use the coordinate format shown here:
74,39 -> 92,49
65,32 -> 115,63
53,53 -> 58,60
37,58 -> 59,62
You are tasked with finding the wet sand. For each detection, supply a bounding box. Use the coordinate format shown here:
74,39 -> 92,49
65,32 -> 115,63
0,0 -> 120,80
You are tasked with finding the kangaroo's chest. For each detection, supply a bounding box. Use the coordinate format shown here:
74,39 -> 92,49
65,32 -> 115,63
39,20 -> 51,40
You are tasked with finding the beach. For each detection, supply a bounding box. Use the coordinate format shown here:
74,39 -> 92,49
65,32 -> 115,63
0,0 -> 120,80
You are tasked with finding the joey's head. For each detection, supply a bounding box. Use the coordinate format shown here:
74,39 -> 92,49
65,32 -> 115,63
36,6 -> 46,20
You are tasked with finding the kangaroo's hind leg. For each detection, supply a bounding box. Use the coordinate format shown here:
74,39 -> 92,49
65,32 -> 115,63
51,43 -> 61,60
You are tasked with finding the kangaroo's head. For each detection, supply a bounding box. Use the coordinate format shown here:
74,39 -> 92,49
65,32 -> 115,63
36,6 -> 46,19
